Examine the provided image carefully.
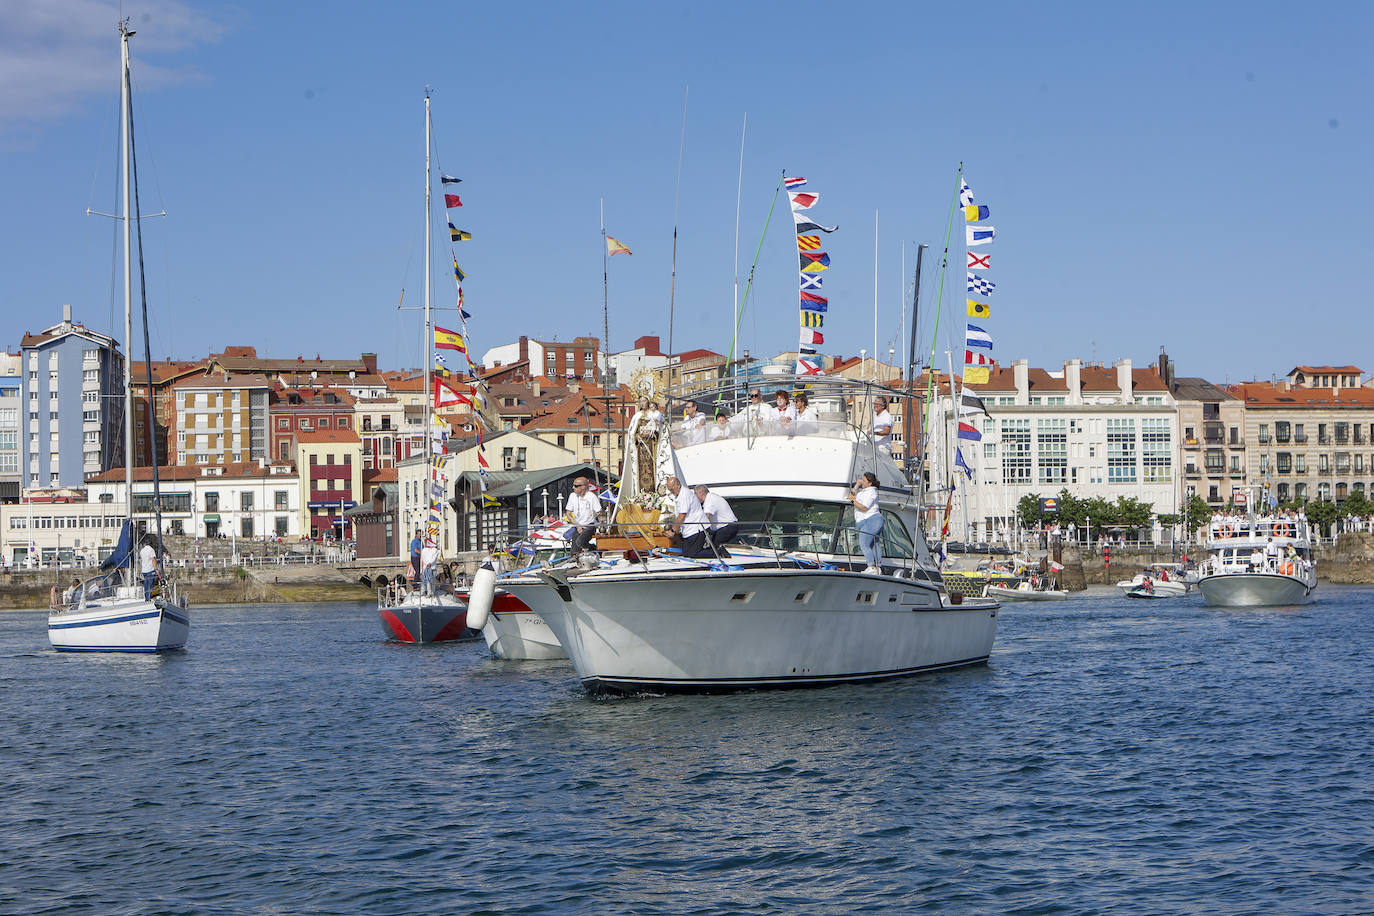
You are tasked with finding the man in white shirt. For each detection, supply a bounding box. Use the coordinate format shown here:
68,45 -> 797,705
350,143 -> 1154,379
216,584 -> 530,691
678,400 -> 706,446
871,396 -> 894,450
139,536 -> 161,599
566,476 -> 602,553
695,485 -> 739,556
730,389 -> 768,434
666,476 -> 709,557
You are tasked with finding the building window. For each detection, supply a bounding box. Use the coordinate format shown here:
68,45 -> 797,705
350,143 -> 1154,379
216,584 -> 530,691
1277,453 -> 1292,474
1204,448 -> 1224,475
1107,418 -> 1137,483
275,516 -> 289,536
1001,419 -> 1031,484
278,418 -> 289,429
205,492 -> 219,511
1275,421 -> 1290,444
83,369 -> 99,383
241,492 -> 254,511
1141,418 -> 1172,483
241,517 -> 254,538
1036,418 -> 1067,484
1295,454 -> 1306,473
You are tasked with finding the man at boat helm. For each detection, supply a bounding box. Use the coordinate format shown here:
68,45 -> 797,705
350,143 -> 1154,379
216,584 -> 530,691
666,476 -> 709,558
566,477 -> 602,554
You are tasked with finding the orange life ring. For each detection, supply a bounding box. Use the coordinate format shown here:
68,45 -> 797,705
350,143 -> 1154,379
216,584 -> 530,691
1219,525 -> 1234,538
1274,523 -> 1293,538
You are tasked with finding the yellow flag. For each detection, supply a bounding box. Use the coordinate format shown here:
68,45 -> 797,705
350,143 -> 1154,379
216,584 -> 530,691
606,236 -> 632,256
964,366 -> 991,385
967,299 -> 990,318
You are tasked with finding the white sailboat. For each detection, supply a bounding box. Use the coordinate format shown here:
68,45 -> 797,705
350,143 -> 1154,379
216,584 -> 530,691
377,91 -> 471,644
49,23 -> 190,653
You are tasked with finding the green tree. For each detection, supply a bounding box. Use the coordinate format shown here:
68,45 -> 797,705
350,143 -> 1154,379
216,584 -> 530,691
1115,496 -> 1154,529
1083,496 -> 1118,528
1017,493 -> 1043,527
1182,494 -> 1213,536
1305,498 -> 1340,534
1341,490 -> 1371,517
1156,513 -> 1181,527
1054,489 -> 1088,528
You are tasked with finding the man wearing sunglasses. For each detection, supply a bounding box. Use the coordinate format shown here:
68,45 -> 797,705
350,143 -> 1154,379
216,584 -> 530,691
566,476 -> 602,554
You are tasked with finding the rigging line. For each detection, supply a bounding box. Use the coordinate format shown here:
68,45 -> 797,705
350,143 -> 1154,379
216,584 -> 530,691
726,171 -> 784,369
730,114 -> 745,371
922,163 -> 963,450
668,85 -> 688,373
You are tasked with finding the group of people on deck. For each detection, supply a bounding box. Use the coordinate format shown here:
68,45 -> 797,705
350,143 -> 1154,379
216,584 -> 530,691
673,390 -> 894,450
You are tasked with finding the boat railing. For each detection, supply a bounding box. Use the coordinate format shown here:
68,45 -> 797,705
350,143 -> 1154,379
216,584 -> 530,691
52,568 -> 180,612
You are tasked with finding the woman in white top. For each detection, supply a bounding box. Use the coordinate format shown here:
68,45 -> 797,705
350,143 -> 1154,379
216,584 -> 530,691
792,392 -> 819,435
871,396 -> 894,449
771,389 -> 797,433
847,471 -> 883,574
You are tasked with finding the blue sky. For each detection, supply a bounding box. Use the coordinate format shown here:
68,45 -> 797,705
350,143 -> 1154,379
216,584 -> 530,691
2,0 -> 1368,383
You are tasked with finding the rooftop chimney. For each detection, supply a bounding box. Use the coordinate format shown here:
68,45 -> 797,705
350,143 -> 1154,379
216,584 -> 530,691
518,336 -> 529,364
1115,358 -> 1134,404
1013,359 -> 1030,405
1065,358 -> 1082,405
361,352 -> 378,374
62,304 -> 72,325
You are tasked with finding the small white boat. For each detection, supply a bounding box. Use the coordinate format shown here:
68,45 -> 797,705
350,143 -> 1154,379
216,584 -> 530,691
1196,513 -> 1317,607
1115,568 -> 1189,596
50,565 -> 189,653
480,588 -> 566,660
1125,585 -> 1170,600
986,581 -> 1067,601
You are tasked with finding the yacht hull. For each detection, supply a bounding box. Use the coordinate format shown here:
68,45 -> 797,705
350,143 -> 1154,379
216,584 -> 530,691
1196,573 -> 1315,607
378,594 -> 476,643
49,598 -> 189,653
479,589 -> 566,660
514,569 -> 997,694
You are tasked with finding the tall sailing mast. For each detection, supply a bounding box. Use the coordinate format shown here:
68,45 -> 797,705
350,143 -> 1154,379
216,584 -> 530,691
423,91 -> 433,544
120,23 -> 134,542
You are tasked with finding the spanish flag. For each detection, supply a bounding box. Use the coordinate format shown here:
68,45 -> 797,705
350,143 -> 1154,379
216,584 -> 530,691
606,236 -> 632,257
967,299 -> 991,318
801,311 -> 824,328
434,325 -> 467,352
964,205 -> 990,221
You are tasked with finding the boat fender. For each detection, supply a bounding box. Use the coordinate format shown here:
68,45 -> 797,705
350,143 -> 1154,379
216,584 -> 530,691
466,562 -> 498,630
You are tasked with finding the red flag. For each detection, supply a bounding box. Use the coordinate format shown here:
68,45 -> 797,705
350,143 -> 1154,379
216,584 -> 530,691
799,291 -> 828,307
444,194 -> 462,208
477,452 -> 489,468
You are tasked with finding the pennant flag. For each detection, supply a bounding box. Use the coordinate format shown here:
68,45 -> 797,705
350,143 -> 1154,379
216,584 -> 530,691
966,324 -> 993,349
799,343 -> 818,355
784,176 -> 807,190
480,494 -> 500,508
434,377 -> 472,410
967,273 -> 996,295
441,174 -> 462,185
797,357 -> 825,376
448,223 -> 472,242
963,205 -> 991,222
967,225 -> 996,247
796,235 -> 821,251
801,311 -> 824,328
430,481 -> 445,501
965,350 -> 992,365
957,421 -> 982,442
964,366 -> 991,385
606,236 -> 632,256
967,298 -> 991,318
799,273 -> 824,290
960,391 -> 989,417
955,447 -> 974,480
453,257 -> 465,282
435,325 -> 468,352
794,213 -> 838,233
959,177 -> 975,207
788,191 -> 819,210
800,260 -> 829,275
477,451 -> 489,468
799,291 -> 828,311
968,251 -> 990,270
444,194 -> 462,208
800,328 -> 824,346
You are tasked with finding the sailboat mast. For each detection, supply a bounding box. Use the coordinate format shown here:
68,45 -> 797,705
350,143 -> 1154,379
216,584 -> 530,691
423,91 -> 432,545
120,24 -> 134,531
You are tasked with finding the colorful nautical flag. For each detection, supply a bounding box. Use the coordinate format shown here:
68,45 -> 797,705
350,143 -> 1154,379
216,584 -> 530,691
963,204 -> 991,222
966,324 -> 993,349
453,257 -> 465,282
965,350 -> 992,365
433,377 -> 472,410
960,391 -> 989,417
957,421 -> 982,442
480,494 -> 500,508
797,357 -> 824,376
968,251 -> 990,270
955,447 -> 974,480
799,343 -> 818,355
800,328 -> 824,346
606,236 -> 632,256
794,212 -> 838,234
784,176 -> 808,190
441,174 -> 461,185
801,311 -> 824,328
964,366 -> 991,385
800,260 -> 829,275
959,177 -> 975,207
799,251 -> 831,267
967,273 -> 996,295
967,225 -> 996,246
448,223 -> 472,242
788,191 -> 819,210
799,273 -> 823,290
434,325 -> 467,352
799,291 -> 828,310
967,298 -> 991,318
796,235 -> 821,251
444,194 -> 462,208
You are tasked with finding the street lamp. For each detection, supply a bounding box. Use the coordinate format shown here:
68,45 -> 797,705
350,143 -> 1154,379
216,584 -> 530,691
541,488 -> 549,523
524,483 -> 532,531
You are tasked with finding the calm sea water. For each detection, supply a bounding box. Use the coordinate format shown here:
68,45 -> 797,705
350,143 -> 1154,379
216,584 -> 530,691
2,590 -> 1372,915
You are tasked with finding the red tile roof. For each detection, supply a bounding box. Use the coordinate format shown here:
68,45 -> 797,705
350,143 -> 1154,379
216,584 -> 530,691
1230,382 -> 1374,407
297,428 -> 361,444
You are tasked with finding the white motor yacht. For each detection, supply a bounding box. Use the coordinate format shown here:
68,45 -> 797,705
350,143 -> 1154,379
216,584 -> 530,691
1196,515 -> 1317,607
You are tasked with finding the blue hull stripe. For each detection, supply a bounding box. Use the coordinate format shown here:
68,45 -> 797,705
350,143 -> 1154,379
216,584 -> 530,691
49,610 -> 163,630
52,646 -> 171,653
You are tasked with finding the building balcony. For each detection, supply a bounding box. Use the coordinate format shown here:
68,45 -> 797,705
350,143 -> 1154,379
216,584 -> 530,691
1335,436 -> 1350,446
1293,434 -> 1307,443
1185,467 -> 1201,478
1355,434 -> 1366,445
1228,439 -> 1245,449
1258,434 -> 1271,444
1319,435 -> 1332,445
1183,438 -> 1200,450
1317,467 -> 1333,476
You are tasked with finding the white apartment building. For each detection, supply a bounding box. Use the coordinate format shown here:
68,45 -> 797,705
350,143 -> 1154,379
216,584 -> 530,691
927,358 -> 1180,540
87,462 -> 302,541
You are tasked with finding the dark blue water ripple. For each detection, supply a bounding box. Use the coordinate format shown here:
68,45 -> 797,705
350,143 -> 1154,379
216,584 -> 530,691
2,589 -> 1373,914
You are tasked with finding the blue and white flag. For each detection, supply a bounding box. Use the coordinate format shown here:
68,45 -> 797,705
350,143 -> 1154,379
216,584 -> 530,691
799,272 -> 823,290
966,323 -> 993,349
955,447 -> 974,480
966,225 -> 996,247
959,177 -> 975,207
967,272 -> 996,296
